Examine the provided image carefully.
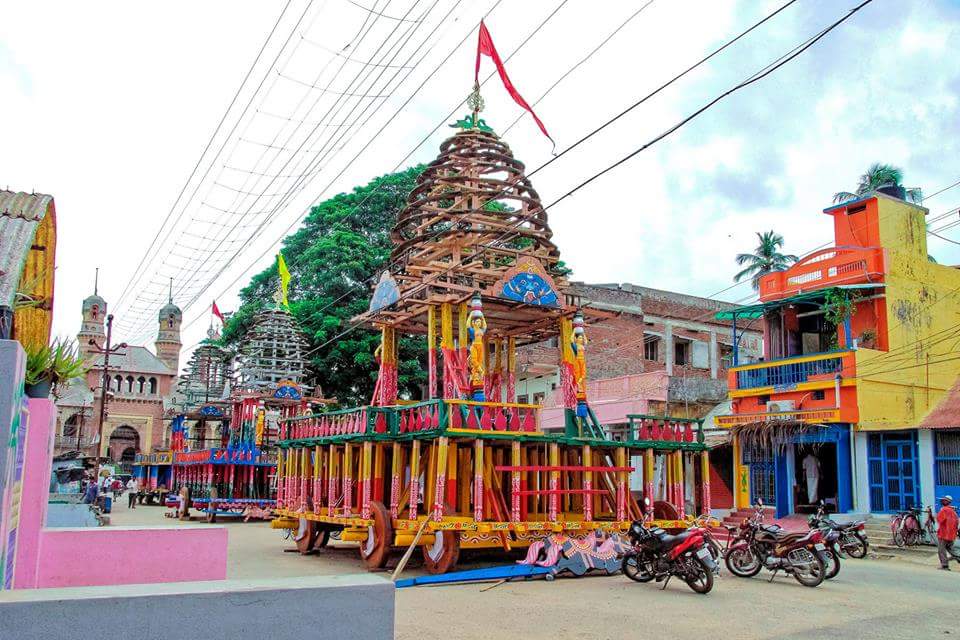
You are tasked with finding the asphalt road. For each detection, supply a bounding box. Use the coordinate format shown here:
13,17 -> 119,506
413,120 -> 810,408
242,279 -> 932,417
111,499 -> 958,640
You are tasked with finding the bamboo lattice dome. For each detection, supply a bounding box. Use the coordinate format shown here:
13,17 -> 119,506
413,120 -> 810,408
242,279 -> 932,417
178,330 -> 232,410
358,125 -> 581,343
235,307 -> 313,394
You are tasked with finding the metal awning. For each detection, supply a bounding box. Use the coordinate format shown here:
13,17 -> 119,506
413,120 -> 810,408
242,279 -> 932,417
715,284 -> 884,320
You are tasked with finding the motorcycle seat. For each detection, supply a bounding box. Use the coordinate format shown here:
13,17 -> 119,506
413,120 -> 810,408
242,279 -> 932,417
773,531 -> 809,544
657,531 -> 694,549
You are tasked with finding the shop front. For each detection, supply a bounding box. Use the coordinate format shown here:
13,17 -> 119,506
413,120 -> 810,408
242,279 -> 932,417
735,422 -> 853,518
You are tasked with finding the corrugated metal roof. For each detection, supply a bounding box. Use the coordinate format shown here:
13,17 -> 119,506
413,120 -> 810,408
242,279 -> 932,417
0,190 -> 53,306
921,376 -> 960,429
89,345 -> 174,376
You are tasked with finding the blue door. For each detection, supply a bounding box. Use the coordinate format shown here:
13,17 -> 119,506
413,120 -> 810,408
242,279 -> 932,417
935,431 -> 960,504
743,445 -> 776,507
868,432 -> 920,512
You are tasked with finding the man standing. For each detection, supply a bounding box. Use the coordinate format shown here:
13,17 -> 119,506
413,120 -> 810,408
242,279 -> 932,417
126,476 -> 140,509
82,477 -> 99,505
936,495 -> 959,571
802,452 -> 820,504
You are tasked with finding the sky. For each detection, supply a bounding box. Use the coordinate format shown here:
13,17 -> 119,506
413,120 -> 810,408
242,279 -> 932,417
2,0 -> 960,366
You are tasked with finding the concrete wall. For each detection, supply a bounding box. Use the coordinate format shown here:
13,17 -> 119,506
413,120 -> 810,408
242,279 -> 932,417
0,365 -> 229,590
36,526 -> 227,588
0,575 -> 395,640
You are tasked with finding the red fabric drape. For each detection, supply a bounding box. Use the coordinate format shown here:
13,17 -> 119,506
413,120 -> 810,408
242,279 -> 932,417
475,21 -> 552,142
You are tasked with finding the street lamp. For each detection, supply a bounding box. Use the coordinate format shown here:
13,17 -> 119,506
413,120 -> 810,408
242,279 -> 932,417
88,313 -> 127,483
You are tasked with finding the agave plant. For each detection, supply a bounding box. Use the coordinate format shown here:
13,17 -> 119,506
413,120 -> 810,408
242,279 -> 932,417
23,338 -> 87,398
833,163 -> 922,204
734,231 -> 798,291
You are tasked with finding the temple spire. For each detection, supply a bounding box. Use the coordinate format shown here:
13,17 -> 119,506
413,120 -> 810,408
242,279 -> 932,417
168,277 -> 173,303
94,267 -> 99,296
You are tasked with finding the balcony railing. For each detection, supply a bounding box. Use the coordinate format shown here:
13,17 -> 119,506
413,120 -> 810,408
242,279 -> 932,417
758,246 -> 885,301
732,350 -> 853,391
715,408 -> 841,427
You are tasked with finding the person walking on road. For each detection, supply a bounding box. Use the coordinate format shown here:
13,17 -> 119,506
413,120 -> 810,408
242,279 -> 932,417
126,477 -> 140,509
936,495 -> 959,570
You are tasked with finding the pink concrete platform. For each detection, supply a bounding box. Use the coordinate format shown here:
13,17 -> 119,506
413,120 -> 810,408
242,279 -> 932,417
2,398 -> 228,590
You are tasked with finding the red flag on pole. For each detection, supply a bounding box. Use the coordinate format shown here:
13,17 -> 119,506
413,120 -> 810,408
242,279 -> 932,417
212,301 -> 225,324
475,21 -> 553,143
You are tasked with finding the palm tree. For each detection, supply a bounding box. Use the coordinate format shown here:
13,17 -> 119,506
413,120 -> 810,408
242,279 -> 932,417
734,231 -> 799,290
832,163 -> 922,204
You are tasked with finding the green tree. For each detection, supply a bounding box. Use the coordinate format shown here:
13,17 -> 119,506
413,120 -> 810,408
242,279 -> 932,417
221,165 -> 427,406
832,163 -> 922,204
734,231 -> 798,291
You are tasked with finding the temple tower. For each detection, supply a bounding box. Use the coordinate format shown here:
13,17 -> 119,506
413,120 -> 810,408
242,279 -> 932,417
78,270 -> 107,359
155,281 -> 183,373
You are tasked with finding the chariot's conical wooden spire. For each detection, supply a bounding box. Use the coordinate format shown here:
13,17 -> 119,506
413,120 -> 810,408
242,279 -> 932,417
389,125 -> 565,301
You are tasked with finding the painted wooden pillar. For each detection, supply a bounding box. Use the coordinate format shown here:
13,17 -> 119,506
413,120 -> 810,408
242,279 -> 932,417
510,441 -> 521,522
432,437 -> 449,521
701,449 -> 711,516
314,445 -> 323,514
227,461 -> 235,500
520,445 -> 529,521
675,451 -> 686,519
342,443 -> 353,516
458,448 -> 471,515
548,443 -> 560,521
327,444 -> 338,517
427,305 -> 438,399
458,302 -> 469,367
361,441 -> 373,519
389,442 -> 402,518
582,445 -> 593,521
446,441 -> 458,511
615,447 -> 627,522
373,443 -> 384,502
409,439 -> 421,520
643,449 -> 655,512
300,447 -> 311,510
276,449 -> 285,508
506,337 -> 516,403
473,439 -> 484,522
441,303 -> 455,399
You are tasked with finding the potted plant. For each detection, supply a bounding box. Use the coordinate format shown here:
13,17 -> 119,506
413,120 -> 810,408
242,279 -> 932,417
23,338 -> 87,399
858,328 -> 878,350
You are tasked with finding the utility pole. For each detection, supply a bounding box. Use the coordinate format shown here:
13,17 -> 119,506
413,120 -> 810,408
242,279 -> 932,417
89,314 -> 127,483
76,399 -> 90,451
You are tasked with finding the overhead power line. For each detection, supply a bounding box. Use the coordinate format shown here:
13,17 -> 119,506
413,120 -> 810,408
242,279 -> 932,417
304,0 -> 874,357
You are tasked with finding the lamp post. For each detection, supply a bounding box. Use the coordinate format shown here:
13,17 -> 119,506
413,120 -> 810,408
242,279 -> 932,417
89,313 -> 127,483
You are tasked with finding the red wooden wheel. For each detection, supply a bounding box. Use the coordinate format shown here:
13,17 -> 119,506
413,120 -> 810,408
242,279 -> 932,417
316,528 -> 331,549
653,500 -> 679,521
421,528 -> 460,574
295,518 -> 317,555
359,501 -> 393,569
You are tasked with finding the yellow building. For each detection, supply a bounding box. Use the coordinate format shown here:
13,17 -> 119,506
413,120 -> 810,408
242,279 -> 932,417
716,190 -> 960,516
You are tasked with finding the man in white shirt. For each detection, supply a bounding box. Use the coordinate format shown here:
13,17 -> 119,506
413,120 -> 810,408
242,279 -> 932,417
802,453 -> 820,504
126,477 -> 140,509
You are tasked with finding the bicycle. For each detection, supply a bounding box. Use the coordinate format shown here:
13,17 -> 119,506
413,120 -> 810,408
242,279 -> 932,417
891,506 -> 936,547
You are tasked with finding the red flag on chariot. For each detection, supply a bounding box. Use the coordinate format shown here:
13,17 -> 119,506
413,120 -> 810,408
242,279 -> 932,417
212,301 -> 225,324
474,21 -> 552,143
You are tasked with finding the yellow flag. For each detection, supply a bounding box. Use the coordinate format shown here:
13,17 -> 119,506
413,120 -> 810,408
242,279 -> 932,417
277,252 -> 291,307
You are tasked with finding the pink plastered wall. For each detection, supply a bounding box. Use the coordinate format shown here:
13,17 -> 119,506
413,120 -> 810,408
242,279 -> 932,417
35,526 -> 227,589
9,398 -> 227,590
540,372 -> 668,430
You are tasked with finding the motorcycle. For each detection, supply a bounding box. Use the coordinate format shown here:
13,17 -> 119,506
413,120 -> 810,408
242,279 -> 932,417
724,501 -> 828,588
808,501 -> 868,566
622,499 -> 719,594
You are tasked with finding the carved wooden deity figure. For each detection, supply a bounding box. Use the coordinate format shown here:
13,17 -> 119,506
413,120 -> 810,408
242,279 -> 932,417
467,294 -> 487,401
571,310 -> 588,419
